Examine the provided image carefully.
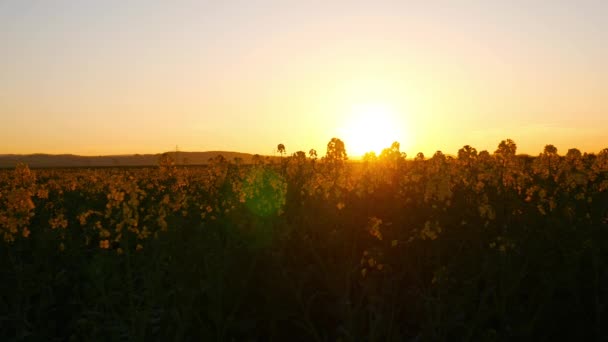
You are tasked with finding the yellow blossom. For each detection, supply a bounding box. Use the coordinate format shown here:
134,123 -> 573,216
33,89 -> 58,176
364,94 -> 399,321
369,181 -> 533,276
99,240 -> 110,249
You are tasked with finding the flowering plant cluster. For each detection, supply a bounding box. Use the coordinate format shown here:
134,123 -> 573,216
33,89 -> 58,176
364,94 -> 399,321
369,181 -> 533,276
0,140 -> 606,340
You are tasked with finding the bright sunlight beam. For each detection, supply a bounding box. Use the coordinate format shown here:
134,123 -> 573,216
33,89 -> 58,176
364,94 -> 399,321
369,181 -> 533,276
338,102 -> 408,157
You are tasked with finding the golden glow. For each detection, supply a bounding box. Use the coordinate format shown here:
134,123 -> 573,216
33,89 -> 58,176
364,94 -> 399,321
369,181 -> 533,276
1,3 -> 606,156
338,102 -> 409,157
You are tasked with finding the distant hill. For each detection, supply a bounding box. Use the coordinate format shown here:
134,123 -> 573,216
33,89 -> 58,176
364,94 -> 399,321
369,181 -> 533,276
0,151 -> 263,168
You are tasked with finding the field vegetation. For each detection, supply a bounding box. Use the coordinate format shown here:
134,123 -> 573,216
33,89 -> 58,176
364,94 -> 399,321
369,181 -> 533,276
1,138 -> 607,341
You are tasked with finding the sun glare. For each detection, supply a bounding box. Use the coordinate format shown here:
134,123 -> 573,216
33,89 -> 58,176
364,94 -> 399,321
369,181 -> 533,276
339,103 -> 407,157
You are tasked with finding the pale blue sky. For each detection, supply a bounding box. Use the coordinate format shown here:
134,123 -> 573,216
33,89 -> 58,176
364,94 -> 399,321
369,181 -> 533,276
1,1 -> 606,155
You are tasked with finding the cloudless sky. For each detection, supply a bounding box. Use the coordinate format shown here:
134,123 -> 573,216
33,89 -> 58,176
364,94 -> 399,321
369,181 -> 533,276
1,0 -> 607,156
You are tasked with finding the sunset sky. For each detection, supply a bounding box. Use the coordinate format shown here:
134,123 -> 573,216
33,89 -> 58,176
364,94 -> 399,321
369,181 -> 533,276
1,1 -> 606,157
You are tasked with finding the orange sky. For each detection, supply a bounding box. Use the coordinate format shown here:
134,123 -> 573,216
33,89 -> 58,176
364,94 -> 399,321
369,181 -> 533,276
1,1 -> 606,157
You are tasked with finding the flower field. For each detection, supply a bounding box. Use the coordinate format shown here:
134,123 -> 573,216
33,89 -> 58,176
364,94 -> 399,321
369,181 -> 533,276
1,139 -> 607,340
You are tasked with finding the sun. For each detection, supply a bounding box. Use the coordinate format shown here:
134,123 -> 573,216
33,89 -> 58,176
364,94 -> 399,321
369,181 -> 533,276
338,102 -> 407,157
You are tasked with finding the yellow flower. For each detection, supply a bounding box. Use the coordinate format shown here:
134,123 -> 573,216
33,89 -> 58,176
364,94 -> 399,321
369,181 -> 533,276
336,202 -> 345,210
391,240 -> 398,247
136,244 -> 143,251
368,217 -> 383,240
49,215 -> 68,229
36,188 -> 49,199
99,240 -> 110,249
